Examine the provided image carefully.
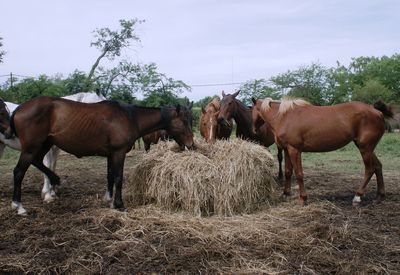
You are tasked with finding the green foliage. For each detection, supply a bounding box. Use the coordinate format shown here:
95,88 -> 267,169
352,79 -> 395,104
86,19 -> 143,91
194,95 -> 220,108
270,63 -> 335,105
63,70 -> 88,95
0,75 -> 66,103
238,79 -> 282,104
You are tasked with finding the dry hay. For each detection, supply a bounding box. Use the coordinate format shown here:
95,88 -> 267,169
124,138 -> 278,216
1,201 -> 398,274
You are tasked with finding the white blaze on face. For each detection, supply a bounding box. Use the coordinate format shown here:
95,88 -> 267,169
209,116 -> 214,141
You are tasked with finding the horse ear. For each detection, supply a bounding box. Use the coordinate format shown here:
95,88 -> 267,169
233,90 -> 240,98
222,90 -> 226,97
189,101 -> 194,109
176,104 -> 181,114
251,97 -> 257,105
201,106 -> 206,114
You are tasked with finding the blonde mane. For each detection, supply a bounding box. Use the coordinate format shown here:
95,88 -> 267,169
207,98 -> 221,111
261,96 -> 311,115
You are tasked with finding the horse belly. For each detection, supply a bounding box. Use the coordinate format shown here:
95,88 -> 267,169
50,131 -> 109,157
302,131 -> 353,152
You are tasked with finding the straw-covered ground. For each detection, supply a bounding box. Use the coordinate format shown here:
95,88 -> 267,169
0,137 -> 399,274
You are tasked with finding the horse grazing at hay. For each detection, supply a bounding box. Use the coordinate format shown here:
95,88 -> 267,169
0,92 -> 106,202
8,96 -> 195,215
217,91 -> 283,179
142,130 -> 170,151
143,102 -> 194,151
200,98 -> 232,142
251,97 -> 393,205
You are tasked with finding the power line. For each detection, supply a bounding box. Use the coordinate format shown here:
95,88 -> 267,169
190,81 -> 244,87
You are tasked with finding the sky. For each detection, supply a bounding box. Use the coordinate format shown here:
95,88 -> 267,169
0,0 -> 399,101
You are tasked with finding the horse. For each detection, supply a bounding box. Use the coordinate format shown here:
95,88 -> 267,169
0,92 -> 106,202
0,98 -> 10,134
217,91 -> 283,179
8,96 -> 195,215
251,96 -> 393,205
142,130 -> 170,151
143,102 -> 194,151
199,98 -> 232,142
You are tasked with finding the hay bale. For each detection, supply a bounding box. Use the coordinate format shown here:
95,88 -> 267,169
124,138 -> 278,216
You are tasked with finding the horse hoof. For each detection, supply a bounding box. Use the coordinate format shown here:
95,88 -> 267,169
43,193 -> 56,203
352,195 -> 361,206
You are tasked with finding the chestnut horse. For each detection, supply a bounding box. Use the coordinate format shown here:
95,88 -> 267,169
251,97 -> 393,205
217,91 -> 283,179
200,98 -> 232,142
8,96 -> 195,215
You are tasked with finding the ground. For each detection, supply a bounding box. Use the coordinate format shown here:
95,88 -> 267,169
0,134 -> 399,274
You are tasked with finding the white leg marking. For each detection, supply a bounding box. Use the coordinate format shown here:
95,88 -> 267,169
12,201 -> 27,216
104,191 -> 112,202
209,117 -> 213,141
352,195 -> 361,205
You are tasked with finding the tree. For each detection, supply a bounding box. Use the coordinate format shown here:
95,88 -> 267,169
0,36 -> 5,63
238,79 -> 282,105
352,79 -> 395,104
194,95 -> 220,108
85,19 -> 143,91
63,70 -> 88,95
139,63 -> 190,107
270,63 -> 336,105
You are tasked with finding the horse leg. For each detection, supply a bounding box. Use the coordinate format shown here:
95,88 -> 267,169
277,147 -> 283,181
353,148 -> 384,205
12,152 -> 36,215
0,142 -> 5,158
287,146 -> 307,205
104,156 -> 114,203
42,146 -> 60,202
110,150 -> 126,210
282,149 -> 293,199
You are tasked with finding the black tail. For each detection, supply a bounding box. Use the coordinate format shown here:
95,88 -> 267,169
374,100 -> 393,119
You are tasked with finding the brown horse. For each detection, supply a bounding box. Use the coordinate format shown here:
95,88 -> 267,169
251,97 -> 393,205
0,98 -> 10,134
217,91 -> 283,179
200,98 -> 232,142
142,130 -> 170,151
143,102 -> 193,151
8,96 -> 195,215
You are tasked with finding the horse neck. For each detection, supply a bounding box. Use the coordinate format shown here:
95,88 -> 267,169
261,103 -> 280,132
232,100 -> 253,138
130,106 -> 169,137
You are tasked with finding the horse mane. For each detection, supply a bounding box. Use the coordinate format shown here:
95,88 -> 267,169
261,96 -> 311,115
207,98 -> 220,111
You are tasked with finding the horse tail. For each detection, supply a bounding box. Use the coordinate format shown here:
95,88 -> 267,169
373,100 -> 393,119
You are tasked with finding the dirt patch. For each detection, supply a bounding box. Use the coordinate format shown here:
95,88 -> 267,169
0,152 -> 399,274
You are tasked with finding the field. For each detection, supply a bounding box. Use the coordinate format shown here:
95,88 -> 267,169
0,133 -> 399,274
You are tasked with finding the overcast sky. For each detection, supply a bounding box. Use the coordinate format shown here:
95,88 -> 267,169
1,0 -> 399,101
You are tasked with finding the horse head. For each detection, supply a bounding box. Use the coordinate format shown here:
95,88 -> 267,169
200,105 -> 220,143
217,90 -> 240,127
166,103 -> 195,150
251,97 -> 265,136
0,98 -> 11,134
